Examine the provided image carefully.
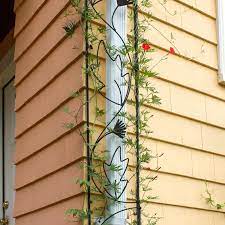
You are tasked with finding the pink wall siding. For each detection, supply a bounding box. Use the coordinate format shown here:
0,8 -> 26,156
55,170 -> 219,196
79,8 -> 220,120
14,1 -> 85,224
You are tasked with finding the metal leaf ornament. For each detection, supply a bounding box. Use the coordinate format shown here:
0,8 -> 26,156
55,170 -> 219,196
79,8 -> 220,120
117,0 -> 133,6
63,21 -> 76,37
112,119 -> 126,138
104,147 -> 129,200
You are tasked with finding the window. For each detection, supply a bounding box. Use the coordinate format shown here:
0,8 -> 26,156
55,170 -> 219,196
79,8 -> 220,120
217,0 -> 225,84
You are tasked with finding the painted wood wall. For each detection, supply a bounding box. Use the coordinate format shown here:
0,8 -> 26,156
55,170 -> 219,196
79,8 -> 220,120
13,1 -> 85,225
136,0 -> 225,224
13,0 -> 225,225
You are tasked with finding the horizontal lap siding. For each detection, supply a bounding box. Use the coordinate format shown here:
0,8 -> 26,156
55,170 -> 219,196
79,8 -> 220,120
151,203 -> 225,225
177,0 -> 216,18
129,16 -> 218,69
14,0 -> 47,37
14,0 -> 85,224
88,0 -> 224,221
13,0 -> 225,225
15,196 -> 84,225
150,48 -> 225,101
148,0 -> 217,44
14,163 -> 83,216
136,0 -> 225,224
15,58 -> 83,136
90,0 -> 225,224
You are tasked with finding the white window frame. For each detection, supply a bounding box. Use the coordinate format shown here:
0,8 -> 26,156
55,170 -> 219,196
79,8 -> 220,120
217,0 -> 225,84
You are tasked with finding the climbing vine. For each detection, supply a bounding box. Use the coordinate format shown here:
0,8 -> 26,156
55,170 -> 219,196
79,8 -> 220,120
204,183 -> 225,210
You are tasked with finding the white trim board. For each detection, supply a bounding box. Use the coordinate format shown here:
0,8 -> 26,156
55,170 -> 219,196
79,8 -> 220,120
106,2 -> 127,225
217,0 -> 225,84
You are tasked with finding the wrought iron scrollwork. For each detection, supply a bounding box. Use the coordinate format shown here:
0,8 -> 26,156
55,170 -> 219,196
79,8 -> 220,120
84,0 -> 141,224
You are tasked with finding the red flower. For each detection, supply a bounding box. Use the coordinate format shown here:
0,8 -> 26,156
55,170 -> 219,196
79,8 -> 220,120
169,47 -> 175,54
142,43 -> 151,51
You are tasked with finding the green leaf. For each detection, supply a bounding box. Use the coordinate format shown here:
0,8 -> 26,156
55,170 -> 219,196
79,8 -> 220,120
63,122 -> 75,130
65,208 -> 88,221
76,178 -> 90,188
96,107 -> 105,117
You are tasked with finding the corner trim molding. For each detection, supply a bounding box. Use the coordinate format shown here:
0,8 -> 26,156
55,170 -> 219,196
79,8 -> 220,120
217,0 -> 225,84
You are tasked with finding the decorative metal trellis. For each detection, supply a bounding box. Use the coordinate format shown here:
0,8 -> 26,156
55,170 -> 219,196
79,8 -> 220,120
84,0 -> 141,224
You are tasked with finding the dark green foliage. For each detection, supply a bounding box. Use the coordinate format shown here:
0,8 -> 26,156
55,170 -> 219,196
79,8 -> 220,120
63,21 -> 76,37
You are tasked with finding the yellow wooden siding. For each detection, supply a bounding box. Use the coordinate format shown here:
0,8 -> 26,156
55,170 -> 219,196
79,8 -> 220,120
177,0 -> 216,18
90,0 -> 225,224
88,2 -> 225,221
140,0 -> 217,44
135,0 -> 225,224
